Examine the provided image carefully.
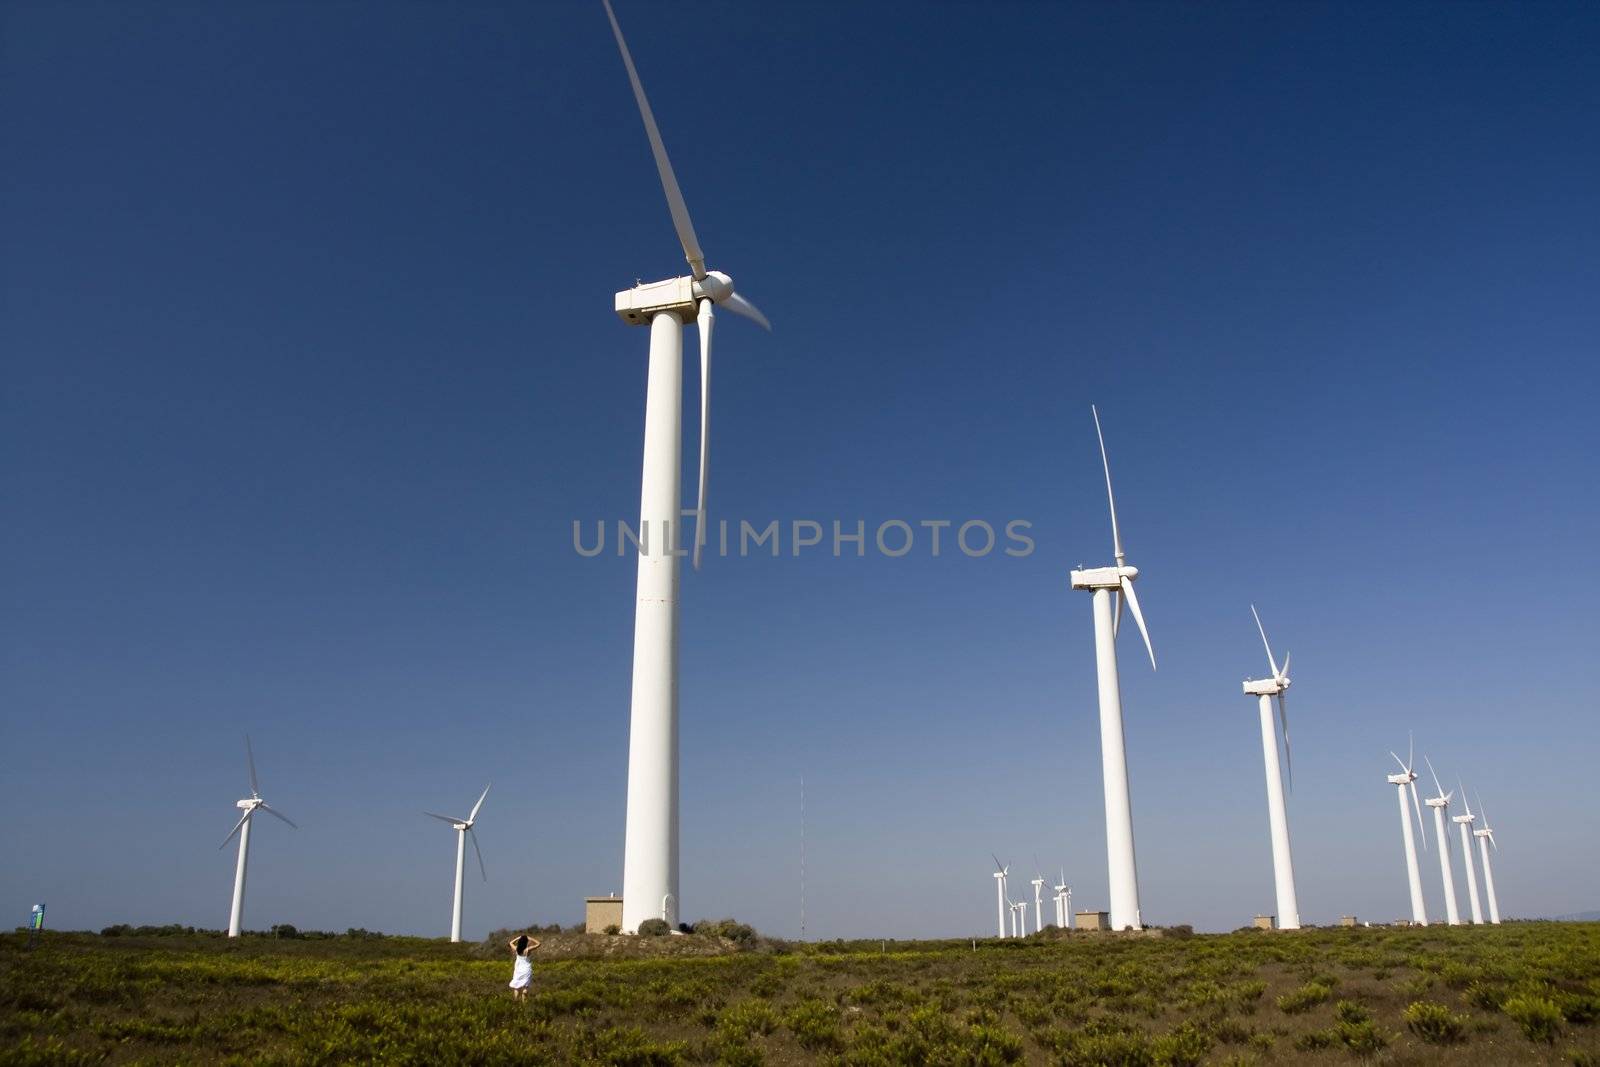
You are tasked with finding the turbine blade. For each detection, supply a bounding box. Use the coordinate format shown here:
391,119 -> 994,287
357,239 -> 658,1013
1090,405 -> 1124,566
1279,650 -> 1290,681
1457,777 -> 1471,819
424,811 -> 466,825
1410,780 -> 1427,849
1488,829 -> 1498,851
469,783 -> 491,825
259,803 -> 297,829
1112,586 -> 1123,638
1408,730 -> 1414,771
1251,604 -> 1279,678
1119,575 -> 1156,670
720,291 -> 771,331
693,298 -> 713,571
1390,750 -> 1409,774
1425,755 -> 1444,799
246,734 -> 260,797
991,853 -> 1004,872
599,0 -> 706,278
219,810 -> 250,849
469,826 -> 486,882
1275,692 -> 1292,791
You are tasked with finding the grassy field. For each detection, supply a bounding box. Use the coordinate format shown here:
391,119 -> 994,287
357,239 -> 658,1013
3,923 -> 1598,1065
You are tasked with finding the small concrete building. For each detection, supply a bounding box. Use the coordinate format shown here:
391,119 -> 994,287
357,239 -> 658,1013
1253,914 -> 1277,930
1075,911 -> 1110,931
585,896 -> 623,934
1338,915 -> 1359,927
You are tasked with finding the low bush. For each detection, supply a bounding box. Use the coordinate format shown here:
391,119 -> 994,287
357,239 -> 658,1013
1404,1001 -> 1467,1045
1276,981 -> 1333,1014
1505,993 -> 1565,1043
636,919 -> 671,937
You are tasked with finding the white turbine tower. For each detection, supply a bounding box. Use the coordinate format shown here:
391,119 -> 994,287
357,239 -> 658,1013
1053,870 -> 1071,929
218,736 -> 296,938
601,0 -> 771,934
1070,406 -> 1157,931
1243,606 -> 1300,930
1030,868 -> 1046,934
1011,899 -> 1028,937
991,856 -> 1010,938
1452,780 -> 1484,925
1474,794 -> 1501,924
423,784 -> 491,943
1387,737 -> 1429,925
1424,757 -> 1462,926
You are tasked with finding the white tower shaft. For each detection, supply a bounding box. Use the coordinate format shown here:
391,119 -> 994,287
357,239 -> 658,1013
451,828 -> 467,943
1430,804 -> 1461,925
1477,835 -> 1501,924
1032,880 -> 1044,932
993,876 -> 1006,939
228,815 -> 251,938
1396,784 -> 1427,925
1456,821 -> 1483,924
1255,694 -> 1300,929
621,310 -> 685,934
1091,586 -> 1142,930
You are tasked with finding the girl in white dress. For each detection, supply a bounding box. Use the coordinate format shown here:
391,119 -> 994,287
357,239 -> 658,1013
507,933 -> 539,1001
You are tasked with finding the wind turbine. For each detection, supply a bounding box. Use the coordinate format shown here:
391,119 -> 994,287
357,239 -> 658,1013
1030,867 -> 1046,934
1387,737 -> 1429,925
1011,899 -> 1028,937
1243,606 -> 1299,930
1424,757 -> 1462,925
1053,869 -> 1071,929
600,0 -> 771,934
423,784 -> 491,943
1451,780 -> 1484,925
991,857 -> 1010,938
1473,794 -> 1501,924
1069,405 -> 1157,931
218,736 -> 296,938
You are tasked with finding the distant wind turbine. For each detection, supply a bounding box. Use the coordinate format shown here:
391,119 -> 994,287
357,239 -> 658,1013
1030,866 -> 1046,935
1243,606 -> 1299,930
1386,736 -> 1429,925
1452,780 -> 1484,925
1473,794 -> 1502,924
424,784 -> 491,943
991,856 -> 1010,938
1424,757 -> 1463,926
1053,869 -> 1071,929
219,736 -> 296,938
1070,405 -> 1157,931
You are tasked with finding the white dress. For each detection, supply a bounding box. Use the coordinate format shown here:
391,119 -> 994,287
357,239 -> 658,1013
509,950 -> 533,990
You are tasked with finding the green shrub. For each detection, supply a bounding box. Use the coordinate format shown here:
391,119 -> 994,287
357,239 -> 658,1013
1505,993 -> 1564,1043
783,1000 -> 840,1051
1151,1022 -> 1212,1066
604,924 -> 620,935
1276,981 -> 1333,1014
636,919 -> 671,937
1404,1001 -> 1467,1045
716,1000 -> 777,1041
1334,1000 -> 1369,1024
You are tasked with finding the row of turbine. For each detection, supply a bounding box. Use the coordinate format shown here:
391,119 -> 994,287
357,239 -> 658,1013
991,859 -> 1073,938
1388,737 -> 1503,926
218,736 -> 491,941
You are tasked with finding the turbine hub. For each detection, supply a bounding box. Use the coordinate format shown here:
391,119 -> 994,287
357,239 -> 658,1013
692,270 -> 734,303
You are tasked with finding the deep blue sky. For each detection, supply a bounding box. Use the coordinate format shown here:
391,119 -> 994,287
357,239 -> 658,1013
4,1 -> 1597,939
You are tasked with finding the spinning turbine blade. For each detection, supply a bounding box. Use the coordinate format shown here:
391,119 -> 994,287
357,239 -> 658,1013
469,784 -> 491,825
720,291 -> 771,331
220,810 -> 250,849
1407,731 -> 1414,771
693,299 -> 713,571
1275,693 -> 1292,790
1090,405 -> 1125,566
469,827 -> 487,882
424,811 -> 467,825
1425,755 -> 1445,799
1410,779 -> 1427,848
1458,778 -> 1472,819
259,803 -> 297,829
1279,650 -> 1290,682
600,0 -> 706,279
1251,605 -> 1280,678
1113,587 -> 1123,638
246,734 -> 260,797
1390,750 -> 1410,775
1119,575 -> 1156,670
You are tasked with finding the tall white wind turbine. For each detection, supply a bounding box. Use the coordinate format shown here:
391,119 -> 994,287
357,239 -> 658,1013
1053,869 -> 1071,929
991,856 -> 1010,938
1424,757 -> 1462,925
1030,868 -> 1046,934
1473,794 -> 1502,924
601,0 -> 771,933
218,736 -> 296,938
1243,606 -> 1299,930
1070,405 -> 1157,931
1452,780 -> 1484,925
424,784 -> 491,943
1387,737 -> 1429,925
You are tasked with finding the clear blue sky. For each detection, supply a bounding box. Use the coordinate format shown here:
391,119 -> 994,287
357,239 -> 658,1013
4,1 -> 1597,939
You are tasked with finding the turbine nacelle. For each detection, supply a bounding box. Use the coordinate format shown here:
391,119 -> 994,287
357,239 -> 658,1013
1070,564 -> 1139,590
1425,795 -> 1451,809
1451,812 -> 1475,825
235,798 -> 259,811
1386,771 -> 1416,785
1242,676 -> 1288,697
